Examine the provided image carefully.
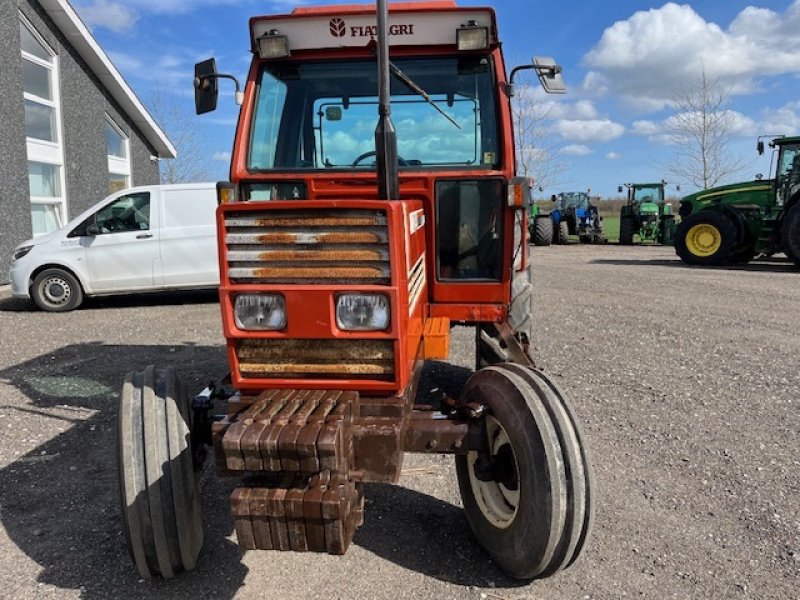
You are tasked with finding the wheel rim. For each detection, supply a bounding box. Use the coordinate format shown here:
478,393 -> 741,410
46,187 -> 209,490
686,223 -> 721,257
467,415 -> 520,529
40,275 -> 71,306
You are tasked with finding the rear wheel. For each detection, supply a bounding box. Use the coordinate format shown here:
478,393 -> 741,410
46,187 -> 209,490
532,216 -> 553,246
781,202 -> 800,267
556,220 -> 569,244
118,366 -> 203,578
675,211 -> 738,266
31,268 -> 83,312
455,365 -> 593,579
619,216 -> 636,245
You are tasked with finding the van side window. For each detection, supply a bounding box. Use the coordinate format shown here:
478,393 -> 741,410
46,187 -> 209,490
94,192 -> 150,234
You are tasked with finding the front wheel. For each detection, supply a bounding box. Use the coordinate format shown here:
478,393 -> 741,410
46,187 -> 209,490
619,216 -> 636,245
781,202 -> 800,267
675,211 -> 738,266
31,268 -> 83,312
118,366 -> 203,578
555,220 -> 569,244
532,216 -> 553,246
455,364 -> 593,579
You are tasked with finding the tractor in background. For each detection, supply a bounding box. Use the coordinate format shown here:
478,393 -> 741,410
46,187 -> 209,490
618,181 -> 677,245
675,136 -> 800,266
550,191 -> 605,244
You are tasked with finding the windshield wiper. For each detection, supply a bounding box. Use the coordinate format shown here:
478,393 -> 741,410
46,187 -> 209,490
388,61 -> 461,129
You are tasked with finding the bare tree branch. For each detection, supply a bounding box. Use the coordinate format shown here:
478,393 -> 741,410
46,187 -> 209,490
662,66 -> 749,189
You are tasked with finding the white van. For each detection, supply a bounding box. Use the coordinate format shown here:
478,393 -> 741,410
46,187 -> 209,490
9,182 -> 219,312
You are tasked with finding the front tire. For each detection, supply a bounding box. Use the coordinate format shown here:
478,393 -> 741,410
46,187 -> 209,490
118,366 -> 203,579
619,216 -> 636,245
455,365 -> 593,579
31,268 -> 83,312
532,216 -> 553,246
555,220 -> 569,244
675,211 -> 738,266
781,202 -> 800,267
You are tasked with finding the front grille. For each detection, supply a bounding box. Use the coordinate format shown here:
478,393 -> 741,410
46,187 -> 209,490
225,208 -> 390,284
236,339 -> 395,381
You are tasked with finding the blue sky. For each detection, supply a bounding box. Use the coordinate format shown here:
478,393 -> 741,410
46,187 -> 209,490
72,0 -> 800,197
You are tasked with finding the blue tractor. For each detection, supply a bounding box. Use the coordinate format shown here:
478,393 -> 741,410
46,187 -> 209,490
550,191 -> 606,244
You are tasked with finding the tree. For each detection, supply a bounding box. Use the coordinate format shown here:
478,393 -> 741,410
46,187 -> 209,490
146,87 -> 214,184
511,84 -> 569,190
662,67 -> 748,190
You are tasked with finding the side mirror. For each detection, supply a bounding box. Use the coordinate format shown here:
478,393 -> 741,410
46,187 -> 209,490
86,223 -> 100,236
617,186 -> 623,194
550,194 -> 557,202
757,140 -> 764,155
676,184 -> 681,192
194,58 -> 219,115
532,56 -> 566,95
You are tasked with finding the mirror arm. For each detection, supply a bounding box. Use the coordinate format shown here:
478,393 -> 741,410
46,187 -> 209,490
194,73 -> 244,105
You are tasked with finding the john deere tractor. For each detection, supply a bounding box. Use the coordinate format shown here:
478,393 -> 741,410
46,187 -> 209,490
675,136 -> 800,266
529,201 -> 553,246
551,191 -> 606,244
618,182 -> 677,245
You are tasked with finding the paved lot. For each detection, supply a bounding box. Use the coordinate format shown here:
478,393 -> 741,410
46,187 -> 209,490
0,245 -> 797,599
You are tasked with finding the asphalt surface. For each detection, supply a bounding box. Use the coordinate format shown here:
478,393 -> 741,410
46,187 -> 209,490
0,244 -> 797,599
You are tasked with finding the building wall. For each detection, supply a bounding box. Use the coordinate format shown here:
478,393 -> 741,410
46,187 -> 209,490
0,0 -> 161,284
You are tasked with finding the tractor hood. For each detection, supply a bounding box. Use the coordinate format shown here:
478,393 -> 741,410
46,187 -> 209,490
638,202 -> 659,215
680,179 -> 774,212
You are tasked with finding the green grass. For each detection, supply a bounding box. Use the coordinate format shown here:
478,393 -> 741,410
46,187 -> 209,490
601,216 -> 620,242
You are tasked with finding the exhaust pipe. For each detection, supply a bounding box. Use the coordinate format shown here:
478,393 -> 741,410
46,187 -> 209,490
374,0 -> 399,200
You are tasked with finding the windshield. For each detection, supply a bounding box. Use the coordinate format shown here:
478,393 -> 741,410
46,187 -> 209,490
632,185 -> 663,204
249,56 -> 499,171
777,143 -> 800,180
558,193 -> 587,210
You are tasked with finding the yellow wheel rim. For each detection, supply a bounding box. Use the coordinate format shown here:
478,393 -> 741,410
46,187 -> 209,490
686,223 -> 722,257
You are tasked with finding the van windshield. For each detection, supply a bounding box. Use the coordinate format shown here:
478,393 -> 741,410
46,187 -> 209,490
249,56 -> 499,171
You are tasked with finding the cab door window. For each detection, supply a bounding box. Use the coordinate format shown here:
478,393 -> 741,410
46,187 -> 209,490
94,192 -> 150,233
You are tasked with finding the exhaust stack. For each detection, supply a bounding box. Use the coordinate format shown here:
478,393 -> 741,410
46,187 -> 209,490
374,0 -> 399,200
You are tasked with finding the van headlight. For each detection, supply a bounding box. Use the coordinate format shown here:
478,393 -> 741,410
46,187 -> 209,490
234,294 -> 286,330
336,293 -> 390,331
13,245 -> 33,261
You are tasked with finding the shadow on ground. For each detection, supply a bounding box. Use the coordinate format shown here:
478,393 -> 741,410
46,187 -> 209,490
0,343 -> 514,596
0,289 -> 218,313
592,255 -> 797,272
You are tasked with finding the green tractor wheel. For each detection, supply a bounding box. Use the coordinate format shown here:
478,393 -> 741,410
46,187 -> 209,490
675,211 -> 738,266
781,202 -> 800,267
619,216 -> 636,245
532,216 -> 553,246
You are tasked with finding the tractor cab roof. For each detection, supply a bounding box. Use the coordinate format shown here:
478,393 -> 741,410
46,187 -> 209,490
774,136 -> 800,146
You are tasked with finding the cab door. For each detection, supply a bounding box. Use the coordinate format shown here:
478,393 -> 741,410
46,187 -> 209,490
84,190 -> 161,291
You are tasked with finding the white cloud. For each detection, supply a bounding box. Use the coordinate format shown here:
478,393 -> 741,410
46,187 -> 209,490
606,151 -> 621,160
631,120 -> 662,136
562,144 -> 593,156
583,1 -> 800,109
553,119 -> 625,143
760,101 -> 800,135
212,151 -> 231,162
75,0 -> 137,32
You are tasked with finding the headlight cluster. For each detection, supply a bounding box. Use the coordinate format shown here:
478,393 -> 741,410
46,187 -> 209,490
336,294 -> 390,331
13,245 -> 33,261
233,293 -> 390,332
234,294 -> 286,330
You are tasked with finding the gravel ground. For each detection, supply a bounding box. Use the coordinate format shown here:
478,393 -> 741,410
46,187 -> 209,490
0,244 -> 797,599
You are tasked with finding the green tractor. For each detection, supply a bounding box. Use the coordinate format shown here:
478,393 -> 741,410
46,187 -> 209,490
529,201 -> 554,246
618,182 -> 677,245
675,136 -> 800,266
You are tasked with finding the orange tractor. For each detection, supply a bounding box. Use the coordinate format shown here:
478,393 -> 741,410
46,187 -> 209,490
118,1 -> 593,581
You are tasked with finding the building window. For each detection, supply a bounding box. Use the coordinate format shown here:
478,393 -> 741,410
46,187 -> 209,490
20,16 -> 66,236
106,117 -> 131,193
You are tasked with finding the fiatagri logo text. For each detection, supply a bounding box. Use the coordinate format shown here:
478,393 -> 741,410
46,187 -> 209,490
329,17 -> 415,38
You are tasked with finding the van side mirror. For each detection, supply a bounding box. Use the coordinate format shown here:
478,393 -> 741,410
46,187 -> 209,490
86,223 -> 100,236
194,58 -> 219,115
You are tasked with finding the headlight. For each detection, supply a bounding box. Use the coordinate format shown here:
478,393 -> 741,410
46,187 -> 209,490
336,294 -> 390,331
234,294 -> 286,330
13,245 -> 33,261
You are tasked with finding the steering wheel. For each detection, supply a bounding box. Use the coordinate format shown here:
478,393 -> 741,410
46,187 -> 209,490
352,151 -> 409,167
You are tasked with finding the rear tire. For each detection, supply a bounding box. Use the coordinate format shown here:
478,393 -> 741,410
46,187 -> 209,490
532,216 -> 553,246
118,366 -> 203,579
556,220 -> 569,245
455,365 -> 593,579
619,216 -> 636,245
31,268 -> 83,312
675,211 -> 738,266
781,202 -> 800,267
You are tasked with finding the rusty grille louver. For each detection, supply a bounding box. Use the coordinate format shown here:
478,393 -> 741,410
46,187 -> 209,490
236,339 -> 395,381
225,209 -> 390,284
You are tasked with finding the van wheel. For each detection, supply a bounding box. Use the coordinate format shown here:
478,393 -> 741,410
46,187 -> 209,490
32,268 -> 84,312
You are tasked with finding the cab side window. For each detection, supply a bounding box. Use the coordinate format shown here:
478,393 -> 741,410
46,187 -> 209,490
436,180 -> 503,280
94,192 -> 150,234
